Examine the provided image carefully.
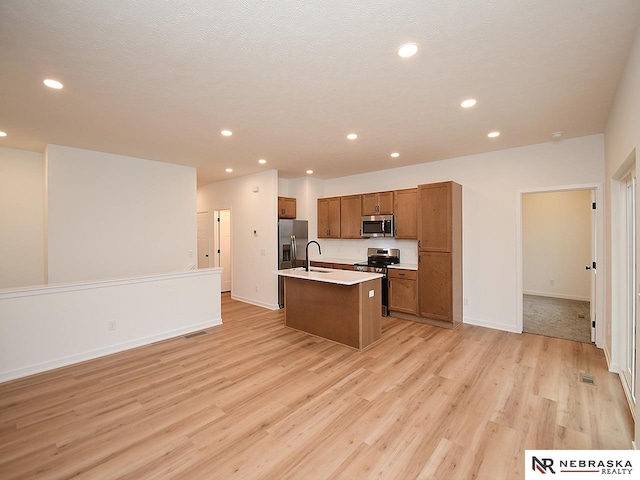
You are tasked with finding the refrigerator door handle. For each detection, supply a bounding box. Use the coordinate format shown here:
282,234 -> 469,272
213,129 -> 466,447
291,235 -> 296,262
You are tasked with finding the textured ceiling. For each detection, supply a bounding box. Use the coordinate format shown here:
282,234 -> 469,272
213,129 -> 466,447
1,1 -> 639,186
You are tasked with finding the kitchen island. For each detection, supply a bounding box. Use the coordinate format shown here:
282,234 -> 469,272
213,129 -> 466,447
276,267 -> 384,350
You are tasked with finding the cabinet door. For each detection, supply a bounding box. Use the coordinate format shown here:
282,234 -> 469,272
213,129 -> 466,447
377,191 -> 394,214
318,197 -> 341,238
417,182 -> 452,252
394,188 -> 417,239
278,197 -> 296,219
340,195 -> 362,238
362,192 -> 394,215
388,270 -> 417,314
361,193 -> 378,215
418,252 -> 452,322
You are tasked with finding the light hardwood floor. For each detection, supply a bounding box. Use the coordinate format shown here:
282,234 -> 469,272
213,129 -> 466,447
0,294 -> 633,479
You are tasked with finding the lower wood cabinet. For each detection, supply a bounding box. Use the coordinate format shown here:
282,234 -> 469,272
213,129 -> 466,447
310,261 -> 335,269
310,261 -> 355,270
388,268 -> 417,315
418,251 -> 461,325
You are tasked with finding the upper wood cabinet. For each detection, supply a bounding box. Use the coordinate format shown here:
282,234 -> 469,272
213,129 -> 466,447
362,191 -> 394,215
317,197 -> 341,238
393,188 -> 417,239
340,195 -> 362,239
278,196 -> 297,219
417,182 -> 459,252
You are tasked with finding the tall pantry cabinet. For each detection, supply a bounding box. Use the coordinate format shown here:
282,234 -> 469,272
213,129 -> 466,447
417,181 -> 462,327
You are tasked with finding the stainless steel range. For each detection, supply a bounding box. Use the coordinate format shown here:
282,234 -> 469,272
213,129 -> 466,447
354,248 -> 400,316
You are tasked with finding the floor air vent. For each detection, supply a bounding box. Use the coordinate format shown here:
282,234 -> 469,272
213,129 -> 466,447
580,373 -> 595,385
184,331 -> 207,339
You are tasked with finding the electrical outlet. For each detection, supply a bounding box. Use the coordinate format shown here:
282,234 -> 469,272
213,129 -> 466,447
188,250 -> 193,258
368,290 -> 375,298
464,298 -> 469,306
255,284 -> 258,292
550,279 -> 555,286
108,320 -> 116,331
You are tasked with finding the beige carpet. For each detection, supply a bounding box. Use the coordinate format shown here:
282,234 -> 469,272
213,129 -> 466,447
523,294 -> 592,343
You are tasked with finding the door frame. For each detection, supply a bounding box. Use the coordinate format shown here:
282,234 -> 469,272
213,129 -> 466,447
515,183 -> 604,348
215,208 -> 232,293
196,210 -> 213,269
611,150 -> 638,415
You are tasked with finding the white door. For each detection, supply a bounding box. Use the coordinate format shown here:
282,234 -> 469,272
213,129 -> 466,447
197,212 -> 211,268
219,209 -> 232,292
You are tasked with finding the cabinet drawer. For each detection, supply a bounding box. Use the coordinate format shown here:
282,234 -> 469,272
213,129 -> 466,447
388,269 -> 417,280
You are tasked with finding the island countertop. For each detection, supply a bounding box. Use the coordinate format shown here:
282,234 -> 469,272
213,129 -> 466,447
275,267 -> 382,286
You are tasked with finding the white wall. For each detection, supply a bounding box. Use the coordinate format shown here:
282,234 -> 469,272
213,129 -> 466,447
46,145 -> 197,284
0,147 -> 45,289
0,269 -> 222,382
290,134 -> 604,333
603,24 -> 640,446
522,190 -> 592,301
198,170 -> 279,309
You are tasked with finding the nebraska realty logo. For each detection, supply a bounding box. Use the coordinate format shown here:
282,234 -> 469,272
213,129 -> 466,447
525,451 -> 639,479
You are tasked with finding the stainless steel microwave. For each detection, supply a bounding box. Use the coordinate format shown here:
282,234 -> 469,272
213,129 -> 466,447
361,215 -> 394,238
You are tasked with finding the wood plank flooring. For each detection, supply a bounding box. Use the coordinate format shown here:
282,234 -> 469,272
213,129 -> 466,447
0,293 -> 633,479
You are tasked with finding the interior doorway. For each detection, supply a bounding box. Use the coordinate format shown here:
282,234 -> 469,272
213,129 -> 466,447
216,209 -> 232,293
521,189 -> 595,343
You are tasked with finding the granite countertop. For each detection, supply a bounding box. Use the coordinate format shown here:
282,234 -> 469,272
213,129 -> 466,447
275,267 -> 383,286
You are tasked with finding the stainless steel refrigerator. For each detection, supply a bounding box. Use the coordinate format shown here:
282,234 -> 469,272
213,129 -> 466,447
278,219 -> 308,307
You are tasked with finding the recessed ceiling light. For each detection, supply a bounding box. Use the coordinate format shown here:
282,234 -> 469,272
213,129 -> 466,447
258,159 -> 267,164
391,152 -> 400,158
221,130 -> 233,137
306,170 -> 313,175
487,131 -> 500,138
43,79 -> 63,89
0,131 -> 7,137
551,131 -> 564,139
225,168 -> 233,173
347,133 -> 358,140
461,99 -> 477,108
397,43 -> 418,58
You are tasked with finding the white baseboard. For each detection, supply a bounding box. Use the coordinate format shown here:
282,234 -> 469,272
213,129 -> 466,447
232,294 -> 280,310
463,316 -> 521,334
604,343 -> 616,371
0,318 -> 222,383
523,290 -> 590,302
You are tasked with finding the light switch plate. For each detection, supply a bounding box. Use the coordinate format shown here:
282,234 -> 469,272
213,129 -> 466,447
368,290 -> 374,298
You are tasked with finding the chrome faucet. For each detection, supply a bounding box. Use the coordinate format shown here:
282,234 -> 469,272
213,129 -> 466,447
305,241 -> 322,271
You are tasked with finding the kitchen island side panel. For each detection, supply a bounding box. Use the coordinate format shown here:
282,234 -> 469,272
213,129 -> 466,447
284,277 -> 382,349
